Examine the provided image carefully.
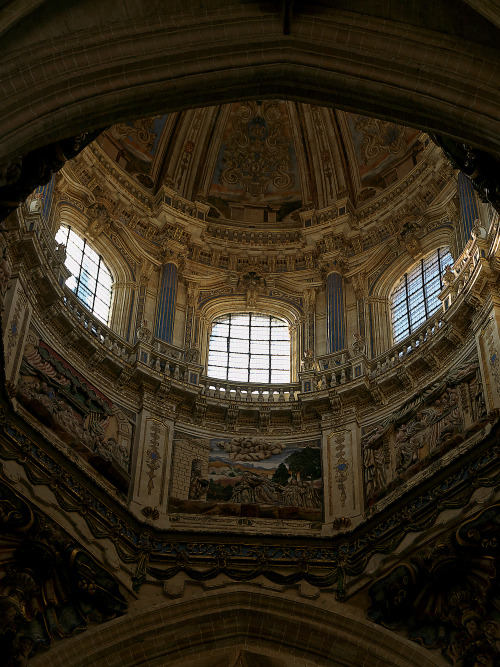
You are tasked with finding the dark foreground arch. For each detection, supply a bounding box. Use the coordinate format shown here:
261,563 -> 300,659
1,1 -> 500,160
29,589 -> 444,666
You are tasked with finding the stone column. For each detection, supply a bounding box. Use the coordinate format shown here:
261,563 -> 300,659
109,280 -> 136,341
2,277 -> 32,387
303,287 -> 316,354
183,280 -> 200,351
128,393 -> 175,527
367,296 -> 391,357
457,171 -> 480,252
326,271 -> 346,353
155,262 -> 178,344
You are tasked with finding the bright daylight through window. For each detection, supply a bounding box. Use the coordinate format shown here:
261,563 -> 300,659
391,247 -> 452,344
208,313 -> 291,383
55,225 -> 113,325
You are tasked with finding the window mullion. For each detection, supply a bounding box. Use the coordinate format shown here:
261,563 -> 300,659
421,258 -> 429,322
404,274 -> 410,336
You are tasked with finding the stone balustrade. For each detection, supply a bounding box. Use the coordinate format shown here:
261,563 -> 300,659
368,315 -> 445,379
46,215 -> 498,413
199,378 -> 300,403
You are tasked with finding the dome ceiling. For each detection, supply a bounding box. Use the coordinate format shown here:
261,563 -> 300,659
95,101 -> 425,225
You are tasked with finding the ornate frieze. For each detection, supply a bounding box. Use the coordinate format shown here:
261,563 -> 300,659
362,357 -> 488,508
368,503 -> 500,666
0,479 -> 127,664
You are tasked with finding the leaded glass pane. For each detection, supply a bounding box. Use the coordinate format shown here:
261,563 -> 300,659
212,322 -> 229,337
57,225 -> 113,324
207,313 -> 291,383
391,247 -> 452,343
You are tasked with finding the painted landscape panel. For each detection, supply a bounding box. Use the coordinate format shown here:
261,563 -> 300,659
169,436 -> 323,521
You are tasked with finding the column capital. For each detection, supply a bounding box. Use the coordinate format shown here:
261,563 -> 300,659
320,255 -> 348,277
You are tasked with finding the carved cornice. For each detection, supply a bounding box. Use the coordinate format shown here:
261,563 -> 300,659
0,404 -> 498,599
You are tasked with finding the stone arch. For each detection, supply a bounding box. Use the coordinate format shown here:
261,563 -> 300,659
54,202 -> 139,338
2,3 -> 500,161
197,295 -> 303,381
367,227 -> 454,355
29,588 -> 445,667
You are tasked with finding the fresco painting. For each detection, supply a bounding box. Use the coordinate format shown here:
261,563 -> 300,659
169,435 -> 323,521
208,100 -> 303,221
96,114 -> 169,188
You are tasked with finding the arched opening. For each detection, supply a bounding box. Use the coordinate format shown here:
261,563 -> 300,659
28,589 -> 444,667
1,3 -> 500,161
55,225 -> 113,325
207,312 -> 291,384
390,247 -> 453,344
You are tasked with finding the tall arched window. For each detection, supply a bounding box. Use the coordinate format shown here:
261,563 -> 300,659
207,313 -> 290,383
390,247 -> 452,343
55,225 -> 113,324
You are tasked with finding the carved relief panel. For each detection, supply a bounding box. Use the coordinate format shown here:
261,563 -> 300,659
362,356 -> 487,508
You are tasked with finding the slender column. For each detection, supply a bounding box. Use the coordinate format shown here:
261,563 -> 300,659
184,281 -> 200,351
303,287 -> 316,353
109,281 -> 136,341
326,271 -> 346,353
368,297 -> 391,357
155,262 -> 178,344
2,276 -> 32,386
457,171 -> 480,251
128,392 -> 174,527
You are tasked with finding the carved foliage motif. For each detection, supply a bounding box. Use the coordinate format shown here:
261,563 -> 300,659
146,419 -> 162,495
368,504 -> 500,666
0,481 -> 127,665
113,117 -> 158,151
354,115 -> 406,162
333,431 -> 349,508
221,101 -> 294,196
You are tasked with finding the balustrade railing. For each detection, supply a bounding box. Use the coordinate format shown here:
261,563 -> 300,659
199,378 -> 300,403
40,205 -> 495,406
368,315 -> 445,379
62,289 -> 204,384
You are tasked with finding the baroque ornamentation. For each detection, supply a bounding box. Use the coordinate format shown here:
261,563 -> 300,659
0,480 -> 127,665
238,271 -> 266,308
333,431 -> 349,508
221,101 -> 293,196
146,420 -> 162,495
368,504 -> 500,666
112,117 -> 158,151
354,115 -> 406,162
362,357 -> 488,507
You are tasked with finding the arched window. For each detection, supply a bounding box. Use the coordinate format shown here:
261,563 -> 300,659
207,313 -> 290,383
55,225 -> 113,324
390,247 -> 452,343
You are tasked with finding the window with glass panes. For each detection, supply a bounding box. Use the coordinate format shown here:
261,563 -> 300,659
391,247 -> 452,343
55,225 -> 113,324
207,313 -> 291,383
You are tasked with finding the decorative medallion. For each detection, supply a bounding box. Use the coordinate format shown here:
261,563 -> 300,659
220,101 -> 293,196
